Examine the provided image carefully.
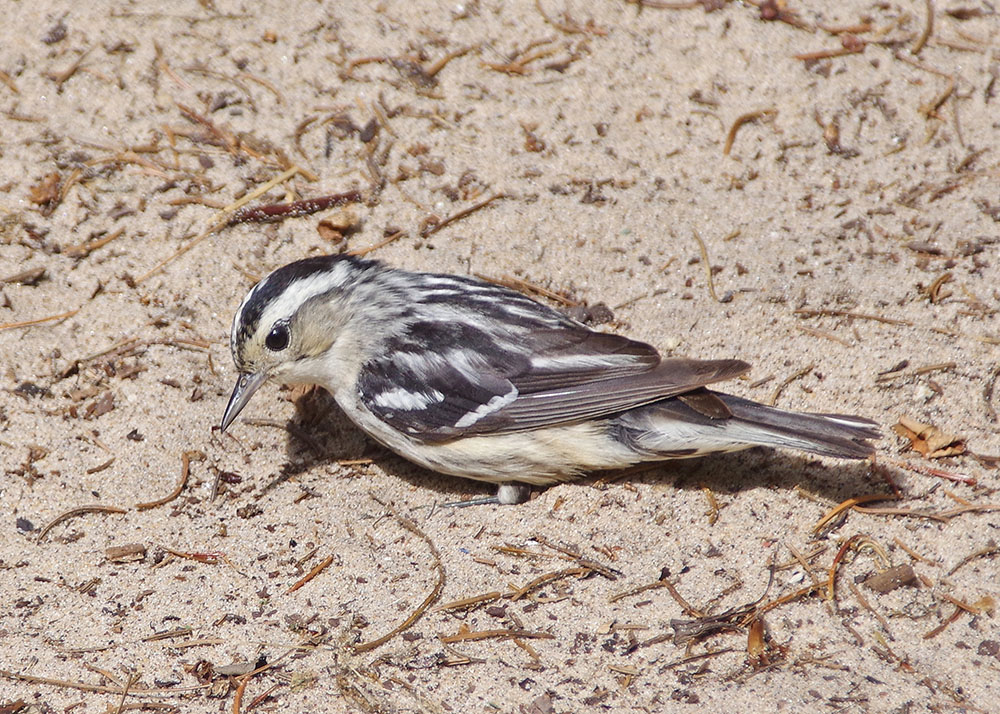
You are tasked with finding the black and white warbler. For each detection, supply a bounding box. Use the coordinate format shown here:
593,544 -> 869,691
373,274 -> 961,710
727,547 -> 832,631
221,255 -> 878,504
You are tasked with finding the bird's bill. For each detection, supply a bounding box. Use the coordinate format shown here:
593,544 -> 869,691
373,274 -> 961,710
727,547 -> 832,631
221,371 -> 269,431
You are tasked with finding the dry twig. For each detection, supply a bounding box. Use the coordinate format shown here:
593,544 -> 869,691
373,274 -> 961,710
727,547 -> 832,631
37,504 -> 128,543
353,498 -> 445,653
723,109 -> 777,155
286,554 -> 335,594
420,192 -> 505,237
135,450 -> 204,510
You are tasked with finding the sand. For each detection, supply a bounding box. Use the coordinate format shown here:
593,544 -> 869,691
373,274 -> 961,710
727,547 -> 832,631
2,1 -> 999,712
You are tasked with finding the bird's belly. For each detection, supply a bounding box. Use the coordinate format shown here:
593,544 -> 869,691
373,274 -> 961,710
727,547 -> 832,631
407,423 -> 641,485
338,390 -> 637,484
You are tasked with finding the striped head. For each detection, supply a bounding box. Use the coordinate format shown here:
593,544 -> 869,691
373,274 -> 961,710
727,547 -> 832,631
222,254 -> 380,430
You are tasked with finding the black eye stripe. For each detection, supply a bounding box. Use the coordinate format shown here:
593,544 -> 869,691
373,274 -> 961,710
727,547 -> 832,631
235,254 -> 375,347
266,323 -> 290,351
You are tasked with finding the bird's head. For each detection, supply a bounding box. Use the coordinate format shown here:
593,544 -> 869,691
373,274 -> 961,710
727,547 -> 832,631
221,254 -> 379,431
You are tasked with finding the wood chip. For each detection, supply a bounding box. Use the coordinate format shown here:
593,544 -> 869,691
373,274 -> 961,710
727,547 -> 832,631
105,544 -> 147,563
864,564 -> 918,593
29,172 -> 61,205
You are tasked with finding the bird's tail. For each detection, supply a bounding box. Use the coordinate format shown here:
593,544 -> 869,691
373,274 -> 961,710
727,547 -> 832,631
616,391 -> 879,460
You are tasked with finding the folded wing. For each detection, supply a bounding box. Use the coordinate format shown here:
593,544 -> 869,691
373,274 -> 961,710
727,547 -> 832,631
358,317 -> 750,441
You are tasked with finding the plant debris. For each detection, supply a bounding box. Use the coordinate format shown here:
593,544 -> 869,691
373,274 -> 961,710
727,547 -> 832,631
864,564 -> 918,594
893,416 -> 966,458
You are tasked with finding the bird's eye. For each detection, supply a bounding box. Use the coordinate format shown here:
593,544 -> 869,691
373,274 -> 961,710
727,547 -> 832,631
265,323 -> 290,351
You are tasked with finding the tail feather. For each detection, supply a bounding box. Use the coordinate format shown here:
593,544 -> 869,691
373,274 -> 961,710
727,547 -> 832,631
617,391 -> 879,460
716,393 -> 879,459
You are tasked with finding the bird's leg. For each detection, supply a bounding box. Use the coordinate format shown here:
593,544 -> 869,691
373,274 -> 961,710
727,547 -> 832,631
496,481 -> 532,504
440,481 -> 533,507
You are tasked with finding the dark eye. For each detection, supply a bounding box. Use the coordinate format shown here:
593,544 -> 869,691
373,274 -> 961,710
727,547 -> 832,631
265,323 -> 290,351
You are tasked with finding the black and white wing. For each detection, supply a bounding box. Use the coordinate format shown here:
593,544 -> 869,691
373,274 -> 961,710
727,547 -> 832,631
356,308 -> 749,442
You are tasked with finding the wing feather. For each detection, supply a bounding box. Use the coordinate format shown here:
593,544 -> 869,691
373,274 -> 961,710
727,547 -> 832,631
358,312 -> 750,440
468,358 -> 750,434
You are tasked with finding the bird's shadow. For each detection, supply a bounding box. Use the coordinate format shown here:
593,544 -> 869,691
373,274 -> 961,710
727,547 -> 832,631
259,387 -> 878,506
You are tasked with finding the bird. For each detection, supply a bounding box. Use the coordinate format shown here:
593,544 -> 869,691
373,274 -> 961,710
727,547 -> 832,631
221,254 -> 879,504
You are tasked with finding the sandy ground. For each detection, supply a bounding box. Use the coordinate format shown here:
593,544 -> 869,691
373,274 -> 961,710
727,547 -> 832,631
2,1 -> 1000,712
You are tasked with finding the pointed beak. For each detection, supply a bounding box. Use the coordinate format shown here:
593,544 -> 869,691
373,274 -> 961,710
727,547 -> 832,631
221,371 -> 269,432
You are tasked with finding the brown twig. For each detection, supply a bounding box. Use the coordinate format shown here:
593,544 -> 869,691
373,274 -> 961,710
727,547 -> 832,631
136,166 -> 304,283
170,637 -> 226,649
245,683 -> 282,711
420,192 -> 506,237
826,534 -> 890,603
662,578 -> 704,618
176,101 -> 238,154
228,190 -> 363,224
37,504 -> 128,543
813,493 -> 897,534
483,41 -> 559,75
923,606 -> 964,639
783,542 -> 823,589
230,639 -> 312,709
691,230 -> 721,302
159,547 -> 224,565
46,47 -> 93,87
435,591 -> 504,612
142,627 -> 193,642
353,498 -> 445,653
64,227 -> 126,259
893,537 -> 937,566
912,0 -> 934,55
848,581 -> 891,632
0,308 -> 81,332
794,46 -> 865,62
768,363 -> 815,406
793,308 -> 912,326
348,229 -> 407,257
875,362 -> 957,383
947,543 -> 1000,576
983,365 -> 1000,422
85,457 -> 116,475
439,627 -> 554,644
239,71 -> 284,103
424,45 -> 477,78
893,51 -> 956,120
0,67 -> 19,93
850,506 -> 950,523
881,456 -> 976,486
608,579 -> 668,604
505,567 -> 590,601
0,669 -> 207,697
286,554 -> 335,594
496,544 -> 556,560
795,324 -> 853,347
232,676 -> 248,714
135,451 -> 204,510
83,663 -> 123,688
723,109 -> 777,156
113,672 -> 140,714
531,534 -> 620,579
